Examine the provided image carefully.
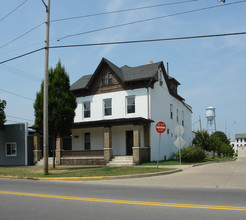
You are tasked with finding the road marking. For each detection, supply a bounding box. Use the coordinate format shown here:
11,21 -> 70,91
0,190 -> 246,211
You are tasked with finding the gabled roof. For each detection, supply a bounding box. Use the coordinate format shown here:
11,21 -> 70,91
70,58 -> 186,103
70,74 -> 92,91
121,61 -> 162,81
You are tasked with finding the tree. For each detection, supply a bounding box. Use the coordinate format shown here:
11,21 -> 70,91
211,131 -> 230,145
34,60 -> 77,167
192,130 -> 211,151
0,99 -> 7,130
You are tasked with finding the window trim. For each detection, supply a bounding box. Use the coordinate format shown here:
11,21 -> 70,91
5,142 -> 17,157
126,96 -> 135,114
170,104 -> 173,119
103,98 -> 112,116
83,101 -> 91,118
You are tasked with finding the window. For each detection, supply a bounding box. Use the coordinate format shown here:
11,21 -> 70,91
182,111 -> 184,126
102,72 -> 113,85
83,102 -> 91,118
104,99 -> 112,116
170,104 -> 173,119
127,96 -> 135,114
84,133 -> 91,150
6,143 -> 17,156
108,73 -> 112,84
102,74 -> 106,85
176,109 -> 179,123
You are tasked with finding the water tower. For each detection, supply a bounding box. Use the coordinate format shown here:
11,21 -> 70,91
206,107 -> 216,134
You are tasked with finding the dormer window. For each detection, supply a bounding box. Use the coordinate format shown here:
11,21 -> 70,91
102,72 -> 112,85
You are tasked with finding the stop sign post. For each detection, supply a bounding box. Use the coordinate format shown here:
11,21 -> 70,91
156,121 -> 166,168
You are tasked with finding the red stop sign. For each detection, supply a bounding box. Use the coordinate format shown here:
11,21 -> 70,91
156,121 -> 166,133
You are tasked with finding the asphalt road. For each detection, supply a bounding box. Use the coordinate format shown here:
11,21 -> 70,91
1,157 -> 246,219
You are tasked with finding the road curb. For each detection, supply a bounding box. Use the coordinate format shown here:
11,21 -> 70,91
0,169 -> 181,181
191,157 -> 237,167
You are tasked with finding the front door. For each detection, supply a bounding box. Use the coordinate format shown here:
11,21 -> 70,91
126,130 -> 133,155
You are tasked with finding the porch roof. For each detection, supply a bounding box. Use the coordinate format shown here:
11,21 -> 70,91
73,117 -> 154,129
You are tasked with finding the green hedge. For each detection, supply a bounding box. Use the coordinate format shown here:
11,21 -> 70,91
176,146 -> 206,163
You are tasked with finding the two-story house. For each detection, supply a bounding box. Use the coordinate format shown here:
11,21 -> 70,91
67,58 -> 192,165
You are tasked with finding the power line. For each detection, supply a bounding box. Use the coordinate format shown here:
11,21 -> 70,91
0,47 -> 44,65
0,22 -> 45,49
0,64 -> 42,82
0,0 -> 28,23
0,31 -> 246,65
51,0 -> 198,23
52,31 -> 246,49
57,0 -> 246,41
0,88 -> 34,101
7,115 -> 33,122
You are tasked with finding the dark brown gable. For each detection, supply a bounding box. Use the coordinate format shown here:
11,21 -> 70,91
86,63 -> 125,95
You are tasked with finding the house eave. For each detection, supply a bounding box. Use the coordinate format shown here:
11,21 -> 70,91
73,117 -> 154,129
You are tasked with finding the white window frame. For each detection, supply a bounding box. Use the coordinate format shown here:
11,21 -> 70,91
170,104 -> 173,119
126,96 -> 135,114
103,98 -> 112,116
5,142 -> 17,157
83,101 -> 91,118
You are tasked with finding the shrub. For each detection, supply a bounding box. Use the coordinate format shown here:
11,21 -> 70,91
176,146 -> 206,163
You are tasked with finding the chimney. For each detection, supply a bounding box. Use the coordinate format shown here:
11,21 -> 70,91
147,60 -> 153,64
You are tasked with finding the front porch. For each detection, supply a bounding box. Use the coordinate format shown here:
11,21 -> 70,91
33,117 -> 153,166
68,117 -> 152,165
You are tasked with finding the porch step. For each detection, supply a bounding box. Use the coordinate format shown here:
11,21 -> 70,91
35,157 -> 54,166
107,156 -> 136,167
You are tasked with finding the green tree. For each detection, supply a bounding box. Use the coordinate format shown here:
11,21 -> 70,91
211,131 -> 230,145
209,135 -> 222,158
34,60 -> 77,167
192,130 -> 211,151
0,99 -> 7,130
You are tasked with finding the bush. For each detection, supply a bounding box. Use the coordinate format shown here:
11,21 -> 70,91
176,146 -> 206,163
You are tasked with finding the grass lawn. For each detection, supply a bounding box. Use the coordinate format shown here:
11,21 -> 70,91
141,156 -> 234,166
0,166 -> 173,178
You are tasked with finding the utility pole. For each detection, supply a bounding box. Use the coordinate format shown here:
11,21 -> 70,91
42,0 -> 50,175
199,115 -> 202,131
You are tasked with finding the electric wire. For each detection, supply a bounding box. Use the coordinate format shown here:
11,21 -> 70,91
52,31 -> 246,49
0,64 -> 42,82
57,0 -> 246,41
0,0 -> 28,23
0,88 -> 34,101
0,22 -> 45,49
0,47 -> 44,65
6,115 -> 33,122
1,31 -> 246,65
51,0 -> 198,23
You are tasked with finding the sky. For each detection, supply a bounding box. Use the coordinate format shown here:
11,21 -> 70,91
0,0 -> 245,140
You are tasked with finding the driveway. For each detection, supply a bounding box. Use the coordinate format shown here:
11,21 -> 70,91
87,157 -> 246,189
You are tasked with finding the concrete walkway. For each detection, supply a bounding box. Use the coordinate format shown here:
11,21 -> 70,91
85,157 -> 246,189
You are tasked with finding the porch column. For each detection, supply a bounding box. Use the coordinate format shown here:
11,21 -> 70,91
133,125 -> 141,165
104,127 -> 112,163
143,125 -> 151,162
56,137 -> 63,165
33,132 -> 42,163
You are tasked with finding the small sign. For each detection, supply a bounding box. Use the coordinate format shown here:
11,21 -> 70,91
156,121 -> 166,134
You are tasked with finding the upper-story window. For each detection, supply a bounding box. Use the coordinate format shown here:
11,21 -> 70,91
83,102 -> 91,118
176,109 -> 179,123
102,72 -> 112,85
6,143 -> 17,156
104,99 -> 112,116
170,104 -> 173,119
182,111 -> 184,126
127,96 -> 135,114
